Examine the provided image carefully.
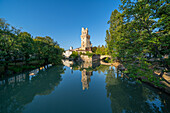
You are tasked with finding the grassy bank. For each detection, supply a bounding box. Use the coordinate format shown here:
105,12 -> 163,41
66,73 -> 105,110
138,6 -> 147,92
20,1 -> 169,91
114,61 -> 170,94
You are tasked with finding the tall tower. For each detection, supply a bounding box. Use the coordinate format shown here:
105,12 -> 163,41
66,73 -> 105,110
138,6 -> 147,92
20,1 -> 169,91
81,27 -> 92,50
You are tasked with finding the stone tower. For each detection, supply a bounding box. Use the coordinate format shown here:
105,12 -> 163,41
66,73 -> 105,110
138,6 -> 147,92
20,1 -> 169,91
81,27 -> 92,50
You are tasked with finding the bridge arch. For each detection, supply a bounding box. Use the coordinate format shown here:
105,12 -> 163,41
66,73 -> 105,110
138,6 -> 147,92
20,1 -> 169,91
100,55 -> 111,60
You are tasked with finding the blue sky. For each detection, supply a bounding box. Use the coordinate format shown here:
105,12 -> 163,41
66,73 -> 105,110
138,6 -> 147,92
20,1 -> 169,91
0,0 -> 122,49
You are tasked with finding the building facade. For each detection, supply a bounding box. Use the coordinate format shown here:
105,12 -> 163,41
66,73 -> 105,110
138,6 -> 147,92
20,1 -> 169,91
80,27 -> 92,51
63,27 -> 92,58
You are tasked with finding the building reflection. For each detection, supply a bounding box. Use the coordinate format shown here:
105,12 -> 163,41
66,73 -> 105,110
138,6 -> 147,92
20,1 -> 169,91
62,59 -> 125,91
62,60 -> 74,69
62,59 -> 101,90
79,61 -> 100,90
80,61 -> 97,90
81,69 -> 93,90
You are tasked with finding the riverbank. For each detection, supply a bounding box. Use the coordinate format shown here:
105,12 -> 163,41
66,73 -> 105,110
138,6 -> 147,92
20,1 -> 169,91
111,61 -> 170,94
0,60 -> 60,78
1,63 -> 169,113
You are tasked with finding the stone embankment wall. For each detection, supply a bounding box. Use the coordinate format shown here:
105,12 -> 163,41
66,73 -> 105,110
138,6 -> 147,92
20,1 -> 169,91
80,55 -> 100,62
92,55 -> 100,62
80,55 -> 92,62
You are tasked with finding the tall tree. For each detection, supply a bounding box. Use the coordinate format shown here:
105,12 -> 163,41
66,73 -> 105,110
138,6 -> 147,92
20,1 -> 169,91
0,18 -> 20,72
106,0 -> 170,84
34,36 -> 63,65
18,32 -> 34,65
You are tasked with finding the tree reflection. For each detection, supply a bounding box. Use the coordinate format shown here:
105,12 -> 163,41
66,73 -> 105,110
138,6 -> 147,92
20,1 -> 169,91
105,67 -> 170,113
95,65 -> 110,74
0,65 -> 65,113
62,59 -> 170,112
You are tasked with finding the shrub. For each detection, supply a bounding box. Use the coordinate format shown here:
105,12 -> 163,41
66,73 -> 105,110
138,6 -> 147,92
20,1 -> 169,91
70,51 -> 79,60
85,51 -> 94,57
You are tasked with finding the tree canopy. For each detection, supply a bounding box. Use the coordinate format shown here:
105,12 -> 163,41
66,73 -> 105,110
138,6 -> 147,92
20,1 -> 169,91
0,18 -> 64,75
106,0 -> 170,85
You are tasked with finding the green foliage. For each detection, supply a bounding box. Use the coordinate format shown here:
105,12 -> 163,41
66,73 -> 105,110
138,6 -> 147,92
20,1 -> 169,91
92,46 -> 97,53
85,51 -> 94,57
17,32 -> 34,64
96,65 -> 110,73
0,18 -> 63,75
95,45 -> 108,55
34,36 -> 63,64
106,0 -> 170,87
70,51 -> 79,60
136,80 -> 142,84
103,57 -> 111,63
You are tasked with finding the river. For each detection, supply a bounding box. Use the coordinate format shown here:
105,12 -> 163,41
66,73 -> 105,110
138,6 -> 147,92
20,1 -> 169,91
0,60 -> 170,113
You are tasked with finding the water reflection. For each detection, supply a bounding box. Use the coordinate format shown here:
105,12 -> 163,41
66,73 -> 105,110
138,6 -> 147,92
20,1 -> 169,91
62,59 -> 170,113
106,66 -> 170,113
62,59 -> 102,90
0,60 -> 170,113
0,65 -> 65,113
81,69 -> 93,90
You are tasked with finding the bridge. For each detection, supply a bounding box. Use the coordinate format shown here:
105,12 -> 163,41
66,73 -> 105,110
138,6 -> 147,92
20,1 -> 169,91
100,61 -> 111,65
100,55 -> 111,60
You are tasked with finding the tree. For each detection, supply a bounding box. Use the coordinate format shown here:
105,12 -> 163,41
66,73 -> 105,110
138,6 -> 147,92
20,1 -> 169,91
70,51 -> 79,60
106,0 -> 170,84
0,18 -> 20,73
96,45 -> 108,55
92,46 -> 97,53
0,18 -> 64,75
17,32 -> 34,65
34,36 -> 63,65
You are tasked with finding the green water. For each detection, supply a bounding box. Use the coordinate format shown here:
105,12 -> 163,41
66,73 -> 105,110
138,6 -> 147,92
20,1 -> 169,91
0,61 -> 170,113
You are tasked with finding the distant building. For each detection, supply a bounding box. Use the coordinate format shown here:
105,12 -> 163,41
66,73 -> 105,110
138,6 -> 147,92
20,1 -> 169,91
70,46 -> 73,50
63,27 -> 92,58
63,48 -> 73,58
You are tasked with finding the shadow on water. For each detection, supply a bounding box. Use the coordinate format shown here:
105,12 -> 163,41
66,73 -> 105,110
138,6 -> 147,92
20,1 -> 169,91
0,64 -> 65,113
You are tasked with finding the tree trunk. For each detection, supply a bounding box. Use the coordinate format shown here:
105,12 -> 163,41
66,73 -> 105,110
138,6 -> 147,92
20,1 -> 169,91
4,63 -> 8,74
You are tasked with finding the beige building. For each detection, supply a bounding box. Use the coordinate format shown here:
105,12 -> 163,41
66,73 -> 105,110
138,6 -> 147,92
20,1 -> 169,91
63,27 -> 92,58
80,27 -> 92,51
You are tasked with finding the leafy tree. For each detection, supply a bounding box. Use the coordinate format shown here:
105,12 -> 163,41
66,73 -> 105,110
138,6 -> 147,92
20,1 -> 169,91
17,32 -> 34,65
70,51 -> 79,60
106,0 -> 170,85
0,18 -> 20,73
34,36 -> 63,65
92,46 -> 97,53
85,51 -> 94,57
0,18 -> 64,75
96,45 -> 108,55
